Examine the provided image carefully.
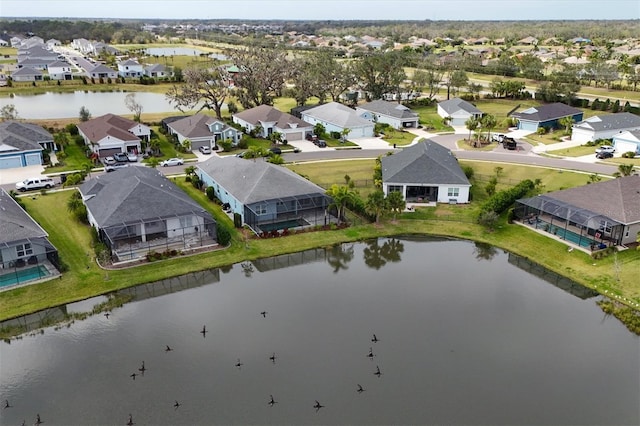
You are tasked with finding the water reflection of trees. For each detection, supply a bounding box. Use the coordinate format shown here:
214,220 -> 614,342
363,238 -> 405,270
326,243 -> 355,273
473,242 -> 499,261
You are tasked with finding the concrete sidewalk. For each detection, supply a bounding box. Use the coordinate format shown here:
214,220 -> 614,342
0,165 -> 46,186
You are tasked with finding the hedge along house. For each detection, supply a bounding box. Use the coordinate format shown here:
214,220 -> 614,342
514,175 -> 640,250
78,167 -> 217,262
0,189 -> 60,290
166,113 -> 242,152
381,140 -> 471,204
232,104 -> 314,142
511,103 -> 583,132
0,121 -> 52,170
196,156 -> 334,234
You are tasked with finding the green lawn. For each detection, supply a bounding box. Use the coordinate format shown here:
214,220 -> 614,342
381,128 -> 416,146
46,142 -> 94,173
547,145 -> 597,157
409,105 -> 454,132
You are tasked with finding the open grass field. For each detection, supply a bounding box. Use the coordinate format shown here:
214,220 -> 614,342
409,105 -> 454,132
381,128 -> 416,146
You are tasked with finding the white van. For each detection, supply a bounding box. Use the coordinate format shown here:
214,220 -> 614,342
15,177 -> 55,192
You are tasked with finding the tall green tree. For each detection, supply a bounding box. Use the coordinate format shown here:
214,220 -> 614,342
386,190 -> 406,220
354,51 -> 407,101
165,67 -> 229,119
326,184 -> 358,224
79,106 -> 91,122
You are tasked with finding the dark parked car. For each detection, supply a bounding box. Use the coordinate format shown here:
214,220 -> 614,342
595,151 -> 613,159
113,152 -> 129,162
269,147 -> 282,155
315,139 -> 327,148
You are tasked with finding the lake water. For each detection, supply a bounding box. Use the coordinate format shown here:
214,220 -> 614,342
0,238 -> 638,425
144,47 -> 206,56
0,91 -> 179,119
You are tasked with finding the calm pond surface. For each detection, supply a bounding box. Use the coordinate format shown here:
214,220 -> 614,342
0,91 -> 179,119
143,47 -> 228,61
1,237 -> 638,425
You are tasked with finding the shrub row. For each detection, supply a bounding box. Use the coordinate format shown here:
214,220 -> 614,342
479,179 -> 535,217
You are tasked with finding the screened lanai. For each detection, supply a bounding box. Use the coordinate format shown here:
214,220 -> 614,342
515,195 -> 624,249
244,193 -> 333,234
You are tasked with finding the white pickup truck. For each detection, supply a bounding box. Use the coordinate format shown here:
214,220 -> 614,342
15,177 -> 55,191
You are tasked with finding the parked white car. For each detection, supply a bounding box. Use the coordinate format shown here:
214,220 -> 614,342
595,145 -> 615,154
160,158 -> 184,167
15,177 -> 55,192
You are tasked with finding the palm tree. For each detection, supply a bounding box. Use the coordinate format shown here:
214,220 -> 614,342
617,164 -> 634,176
365,190 -> 387,224
481,114 -> 497,143
465,116 -> 479,144
340,128 -> 351,142
326,184 -> 358,224
184,165 -> 196,177
386,191 -> 405,221
66,190 -> 83,213
559,116 -> 575,135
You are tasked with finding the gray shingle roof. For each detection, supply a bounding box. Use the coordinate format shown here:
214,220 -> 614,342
79,167 -> 211,228
536,175 -> 640,225
511,103 -> 582,122
0,121 -> 49,152
197,156 -> 327,205
167,113 -> 237,139
438,98 -> 482,115
0,188 -> 48,245
574,112 -> 640,132
358,100 -> 419,120
303,102 -> 373,129
382,140 -> 470,186
233,105 -> 312,130
11,67 -> 43,77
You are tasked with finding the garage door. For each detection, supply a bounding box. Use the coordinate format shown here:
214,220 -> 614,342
614,141 -> 639,155
25,153 -> 42,166
0,156 -> 22,169
99,148 -> 122,157
286,132 -> 303,141
519,121 -> 539,132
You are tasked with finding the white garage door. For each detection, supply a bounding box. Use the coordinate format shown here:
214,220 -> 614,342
25,153 -> 42,166
614,141 -> 639,155
286,132 -> 303,141
0,156 -> 22,169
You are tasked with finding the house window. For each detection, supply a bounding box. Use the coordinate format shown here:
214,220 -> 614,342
179,216 -> 193,229
256,205 -> 268,215
447,188 -> 460,197
599,220 -> 612,234
388,185 -> 403,193
16,243 -> 33,258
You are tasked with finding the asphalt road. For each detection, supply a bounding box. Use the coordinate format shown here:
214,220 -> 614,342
2,136 -> 619,194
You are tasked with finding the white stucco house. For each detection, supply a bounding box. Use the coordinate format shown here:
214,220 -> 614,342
87,64 -> 118,80
356,99 -> 420,129
612,129 -> 640,155
300,102 -> 374,139
46,60 -> 73,80
571,112 -> 640,144
437,97 -> 483,126
381,140 -> 471,204
232,105 -> 313,142
117,59 -> 144,78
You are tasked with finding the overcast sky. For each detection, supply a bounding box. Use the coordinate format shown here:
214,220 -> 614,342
1,0 -> 638,21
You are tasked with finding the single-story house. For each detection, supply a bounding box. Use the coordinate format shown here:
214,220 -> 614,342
515,175 -> 640,248
196,156 -> 333,233
77,113 -> 150,158
87,64 -> 118,80
11,66 -> 43,82
144,63 -> 172,78
381,139 -> 471,204
117,59 -> 144,78
511,103 -> 583,132
0,121 -> 51,169
0,188 -> 60,288
17,58 -> 51,70
46,60 -> 73,80
437,98 -> 483,126
232,104 -> 313,142
300,102 -> 375,139
613,129 -> 640,155
571,112 -> 640,144
78,166 -> 218,262
166,113 -> 242,151
356,99 -> 420,129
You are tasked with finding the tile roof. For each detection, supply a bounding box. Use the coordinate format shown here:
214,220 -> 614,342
233,105 -> 312,130
382,140 -> 470,186
437,98 -> 482,115
76,114 -> 140,144
540,175 -> 640,224
358,100 -> 419,120
197,156 -> 327,205
574,112 -> 640,132
0,188 -> 48,245
511,103 -> 582,122
302,102 -> 373,129
0,121 -> 49,152
79,166 -> 211,228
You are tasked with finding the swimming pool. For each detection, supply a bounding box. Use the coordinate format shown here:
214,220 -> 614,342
259,218 -> 309,232
539,222 -> 596,248
0,265 -> 50,288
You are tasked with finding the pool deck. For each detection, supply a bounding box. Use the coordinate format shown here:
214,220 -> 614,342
0,261 -> 60,292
